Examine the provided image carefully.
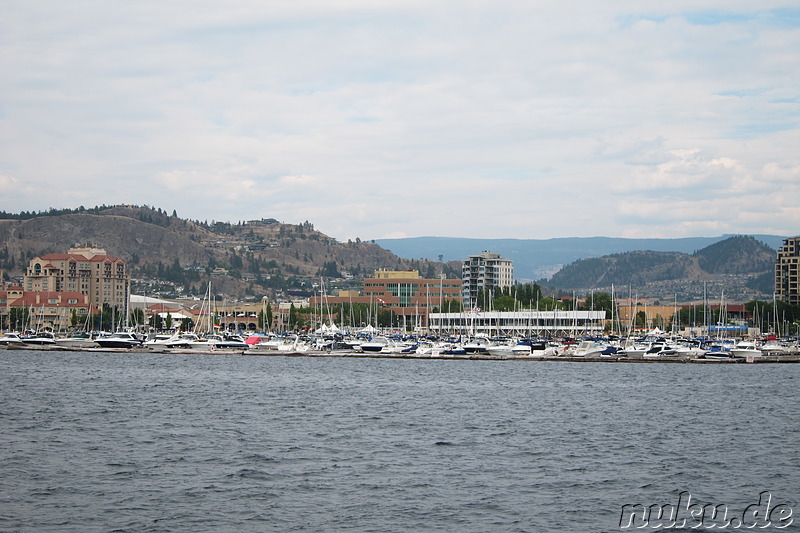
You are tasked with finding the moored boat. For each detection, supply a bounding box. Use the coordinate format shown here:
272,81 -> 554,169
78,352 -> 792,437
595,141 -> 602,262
730,340 -> 762,359
22,331 -> 57,345
0,332 -> 25,346
94,332 -> 144,348
55,334 -> 99,349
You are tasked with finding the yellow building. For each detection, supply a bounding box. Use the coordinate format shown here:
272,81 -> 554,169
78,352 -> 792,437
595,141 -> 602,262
372,269 -> 421,279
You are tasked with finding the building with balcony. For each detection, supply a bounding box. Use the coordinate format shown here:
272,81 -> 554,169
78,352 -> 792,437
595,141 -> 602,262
461,251 -> 514,308
775,236 -> 800,306
0,290 -> 91,331
24,246 -> 130,320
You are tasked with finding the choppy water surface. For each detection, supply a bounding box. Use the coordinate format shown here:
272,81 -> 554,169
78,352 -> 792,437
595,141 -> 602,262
1,350 -> 798,532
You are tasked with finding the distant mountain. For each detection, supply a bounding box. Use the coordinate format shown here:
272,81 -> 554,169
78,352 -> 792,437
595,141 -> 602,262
546,235 -> 777,301
376,235 -> 788,281
693,235 -> 777,274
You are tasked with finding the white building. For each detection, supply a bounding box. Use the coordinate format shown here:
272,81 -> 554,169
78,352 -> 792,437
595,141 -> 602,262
429,310 -> 606,336
462,251 -> 514,308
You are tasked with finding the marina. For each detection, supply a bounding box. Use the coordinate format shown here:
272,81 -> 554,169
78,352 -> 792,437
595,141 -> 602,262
3,332 -> 799,363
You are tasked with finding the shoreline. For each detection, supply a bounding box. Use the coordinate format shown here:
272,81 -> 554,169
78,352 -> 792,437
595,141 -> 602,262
3,343 -> 800,363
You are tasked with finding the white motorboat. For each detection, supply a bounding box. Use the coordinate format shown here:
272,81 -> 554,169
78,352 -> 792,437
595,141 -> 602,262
568,339 -> 609,357
0,332 -> 25,346
142,333 -> 181,348
359,336 -> 390,353
760,341 -> 788,356
55,334 -> 99,348
247,334 -> 281,350
22,331 -> 57,345
730,340 -> 762,359
462,335 -> 490,354
486,341 -> 532,357
94,331 -> 144,348
193,334 -> 250,350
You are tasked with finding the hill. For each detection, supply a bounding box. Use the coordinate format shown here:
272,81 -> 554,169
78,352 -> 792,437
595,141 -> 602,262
546,235 -> 776,302
375,235 -> 787,281
0,206 -> 453,301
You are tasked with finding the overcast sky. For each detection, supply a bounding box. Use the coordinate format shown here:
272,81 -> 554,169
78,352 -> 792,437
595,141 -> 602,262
1,2 -> 798,242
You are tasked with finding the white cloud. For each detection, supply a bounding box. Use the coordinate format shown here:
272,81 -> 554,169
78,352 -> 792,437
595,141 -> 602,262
1,1 -> 798,240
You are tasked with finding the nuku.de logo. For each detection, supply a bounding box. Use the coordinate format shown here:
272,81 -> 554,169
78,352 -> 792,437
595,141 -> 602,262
619,491 -> 793,529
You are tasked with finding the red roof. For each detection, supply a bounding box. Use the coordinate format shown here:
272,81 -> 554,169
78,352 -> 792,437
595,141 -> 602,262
40,253 -> 89,261
7,291 -> 89,307
39,253 -> 124,263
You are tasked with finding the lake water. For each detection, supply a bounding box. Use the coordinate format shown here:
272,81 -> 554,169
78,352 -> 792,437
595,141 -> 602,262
1,350 -> 798,532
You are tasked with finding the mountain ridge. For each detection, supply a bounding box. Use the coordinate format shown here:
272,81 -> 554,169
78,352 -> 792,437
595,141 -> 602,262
376,234 -> 788,281
546,235 -> 777,302
0,206 -> 453,301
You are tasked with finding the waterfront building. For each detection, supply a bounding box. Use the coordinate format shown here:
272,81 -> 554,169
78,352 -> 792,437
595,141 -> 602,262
0,289 -> 91,331
461,251 -> 514,308
309,270 -> 462,329
24,247 -> 130,320
775,236 -> 800,306
429,309 -> 606,336
138,296 -> 272,333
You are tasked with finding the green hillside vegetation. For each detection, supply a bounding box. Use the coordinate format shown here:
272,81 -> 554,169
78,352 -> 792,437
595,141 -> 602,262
548,251 -> 693,288
547,235 -> 776,300
694,235 -> 775,274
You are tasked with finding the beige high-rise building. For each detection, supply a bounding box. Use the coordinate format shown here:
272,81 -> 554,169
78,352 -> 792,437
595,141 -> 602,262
24,246 -> 130,317
775,236 -> 800,306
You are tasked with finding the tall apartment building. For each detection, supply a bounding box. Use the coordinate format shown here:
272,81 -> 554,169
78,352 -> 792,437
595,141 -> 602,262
24,246 -> 130,318
775,236 -> 800,306
462,251 -> 514,308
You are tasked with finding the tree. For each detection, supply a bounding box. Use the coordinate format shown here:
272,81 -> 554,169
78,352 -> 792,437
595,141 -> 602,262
635,310 -> 647,329
150,313 -> 164,331
582,292 -> 613,313
425,264 -> 435,278
537,297 -> 565,311
436,298 -> 463,313
89,304 -> 117,331
376,308 -> 396,327
10,307 -> 30,331
492,295 -> 517,312
164,312 -> 173,331
319,261 -> 340,278
129,308 -> 145,328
